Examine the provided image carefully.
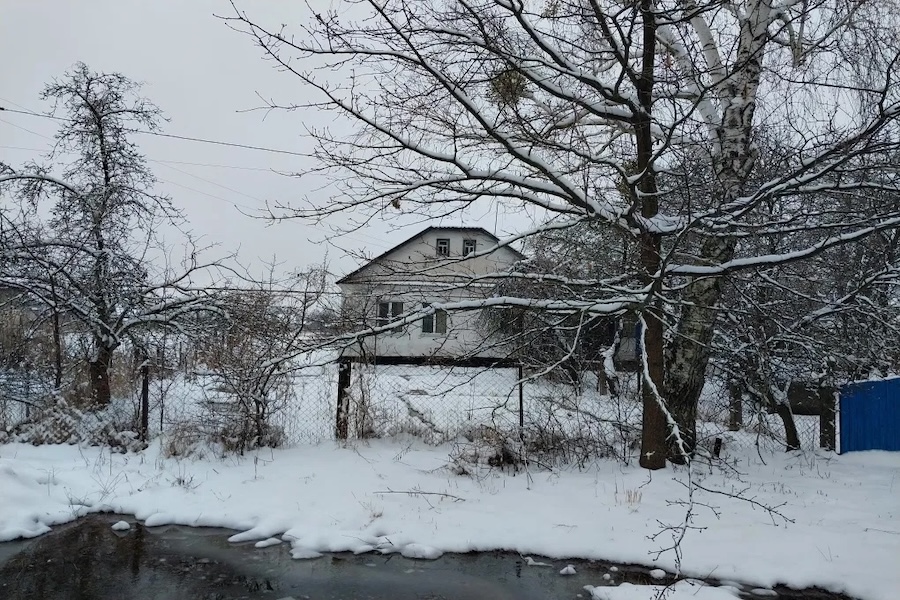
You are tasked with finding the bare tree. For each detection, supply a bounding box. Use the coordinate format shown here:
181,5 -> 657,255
192,266 -> 327,451
225,0 -> 900,468
0,63 -> 223,407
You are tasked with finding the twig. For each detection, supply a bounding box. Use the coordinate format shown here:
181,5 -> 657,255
374,488 -> 465,502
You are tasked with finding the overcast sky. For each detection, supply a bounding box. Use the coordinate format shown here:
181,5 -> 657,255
1,1 -> 527,281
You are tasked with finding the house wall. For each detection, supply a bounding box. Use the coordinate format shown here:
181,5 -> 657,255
346,229 -> 522,283
338,282 -> 510,359
338,229 -> 524,359
337,228 -> 643,367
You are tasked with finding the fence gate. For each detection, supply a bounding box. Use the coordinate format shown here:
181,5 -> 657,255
840,379 -> 900,453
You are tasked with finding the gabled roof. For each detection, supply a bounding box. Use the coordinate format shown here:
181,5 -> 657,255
336,226 -> 526,284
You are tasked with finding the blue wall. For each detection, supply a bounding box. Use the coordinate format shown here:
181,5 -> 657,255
840,379 -> 900,453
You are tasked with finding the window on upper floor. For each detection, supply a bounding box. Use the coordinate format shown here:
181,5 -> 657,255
376,301 -> 404,327
436,238 -> 450,256
462,239 -> 476,256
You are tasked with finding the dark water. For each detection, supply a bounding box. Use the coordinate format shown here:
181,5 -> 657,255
0,516 -> 857,600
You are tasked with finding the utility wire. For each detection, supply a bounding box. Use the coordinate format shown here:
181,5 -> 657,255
0,144 -> 286,174
0,145 -> 49,152
157,178 -> 261,213
1,100 -> 392,250
1,103 -> 308,158
0,117 -> 53,140
151,159 -> 282,172
0,123 -> 276,212
154,161 -> 272,205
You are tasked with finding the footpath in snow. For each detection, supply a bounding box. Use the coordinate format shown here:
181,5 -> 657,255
0,440 -> 897,600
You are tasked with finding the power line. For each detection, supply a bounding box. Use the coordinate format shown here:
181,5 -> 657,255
151,159 -> 282,172
133,129 -> 308,157
1,103 -> 308,158
0,144 -> 286,174
0,126 -> 282,213
0,96 -> 33,112
0,100 -> 393,251
0,144 -> 48,152
156,177 -> 261,213
0,117 -> 53,140
153,161 -> 272,205
0,106 -> 67,121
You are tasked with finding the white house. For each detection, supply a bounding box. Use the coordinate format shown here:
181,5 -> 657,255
336,226 -> 524,360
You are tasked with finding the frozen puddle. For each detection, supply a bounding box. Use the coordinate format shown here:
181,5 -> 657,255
0,516 -> 859,600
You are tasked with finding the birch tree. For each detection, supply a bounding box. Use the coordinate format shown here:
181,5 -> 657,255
227,0 -> 900,467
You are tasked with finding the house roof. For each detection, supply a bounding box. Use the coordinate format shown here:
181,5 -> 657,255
336,226 -> 526,284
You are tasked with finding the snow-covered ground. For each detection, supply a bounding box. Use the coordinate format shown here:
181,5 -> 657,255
0,440 -> 897,600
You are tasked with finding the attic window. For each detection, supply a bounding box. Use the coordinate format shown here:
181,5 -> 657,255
436,238 -> 450,256
462,239 -> 476,256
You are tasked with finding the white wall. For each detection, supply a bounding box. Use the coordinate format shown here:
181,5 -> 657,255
345,229 -> 522,283
338,282 -> 510,359
338,229 -> 521,359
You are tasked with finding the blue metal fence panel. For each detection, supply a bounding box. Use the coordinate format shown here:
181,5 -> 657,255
840,378 -> 900,453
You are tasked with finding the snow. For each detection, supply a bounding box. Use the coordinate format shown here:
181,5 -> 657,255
400,543 -> 443,560
289,548 -> 323,560
649,568 -> 666,579
560,564 -> 577,575
0,441 -> 898,600
584,581 -> 739,600
110,520 -> 130,531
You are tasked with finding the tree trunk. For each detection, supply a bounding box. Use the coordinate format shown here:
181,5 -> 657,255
663,239 -> 733,462
52,306 -> 63,390
662,3 -> 768,462
640,307 -> 668,469
89,343 -> 114,406
635,0 -> 667,470
773,402 -> 801,451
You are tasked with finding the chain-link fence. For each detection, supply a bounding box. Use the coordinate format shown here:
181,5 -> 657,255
332,361 -> 649,465
331,363 -> 833,461
696,376 -> 834,455
132,362 -> 338,448
0,360 -> 339,449
336,362 -> 523,443
1,357 -> 836,458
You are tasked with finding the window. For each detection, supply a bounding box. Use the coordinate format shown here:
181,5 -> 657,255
436,238 -> 450,256
376,301 -> 404,326
462,239 -> 476,256
421,305 -> 448,334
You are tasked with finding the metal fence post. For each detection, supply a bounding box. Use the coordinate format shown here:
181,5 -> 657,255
727,381 -> 743,432
140,353 -> 150,443
335,359 -> 352,440
819,387 -> 836,450
517,363 -> 524,436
